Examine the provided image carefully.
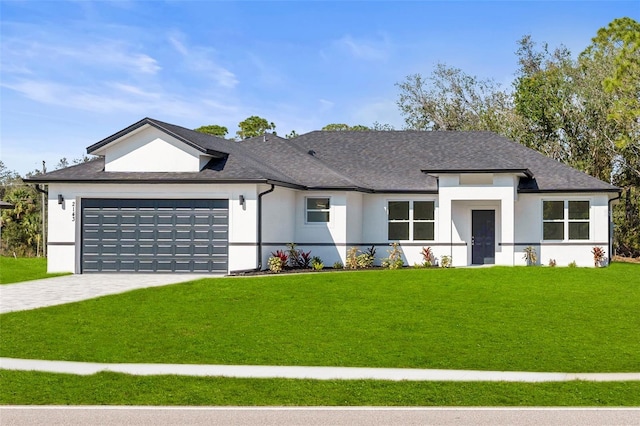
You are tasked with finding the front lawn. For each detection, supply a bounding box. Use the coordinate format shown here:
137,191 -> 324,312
1,264 -> 638,373
1,370 -> 639,406
0,256 -> 69,284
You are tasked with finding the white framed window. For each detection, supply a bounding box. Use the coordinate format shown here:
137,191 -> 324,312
388,200 -> 435,241
306,197 -> 330,223
542,200 -> 590,240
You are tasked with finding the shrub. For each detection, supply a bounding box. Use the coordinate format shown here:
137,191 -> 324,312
311,256 -> 324,271
332,261 -> 344,269
286,243 -> 312,269
440,255 -> 452,268
421,247 -> 434,267
568,261 -> 577,268
270,250 -> 288,267
523,246 -> 537,266
345,247 -> 359,269
548,259 -> 557,267
267,256 -> 284,273
592,246 -> 606,267
381,242 -> 404,269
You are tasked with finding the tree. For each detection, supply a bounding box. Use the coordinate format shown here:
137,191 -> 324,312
236,116 -> 276,139
195,125 -> 228,137
285,130 -> 299,139
322,123 -> 371,131
372,122 -> 395,131
396,63 -> 512,132
1,184 -> 41,256
512,22 -> 640,256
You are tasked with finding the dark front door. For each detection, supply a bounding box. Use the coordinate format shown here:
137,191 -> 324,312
472,210 -> 495,265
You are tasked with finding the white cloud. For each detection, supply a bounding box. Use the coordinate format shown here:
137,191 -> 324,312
334,34 -> 391,61
167,31 -> 238,89
318,99 -> 334,112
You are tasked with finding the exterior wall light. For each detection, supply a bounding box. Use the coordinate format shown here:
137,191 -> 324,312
58,194 -> 64,205
239,195 -> 245,207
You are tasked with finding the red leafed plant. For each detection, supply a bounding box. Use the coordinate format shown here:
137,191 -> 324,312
271,250 -> 289,265
591,246 -> 606,267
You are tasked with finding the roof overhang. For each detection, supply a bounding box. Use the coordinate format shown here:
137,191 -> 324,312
86,118 -> 228,158
421,168 -> 534,178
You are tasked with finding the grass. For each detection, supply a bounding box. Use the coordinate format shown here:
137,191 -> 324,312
1,264 -> 639,373
0,256 -> 69,284
1,371 -> 640,406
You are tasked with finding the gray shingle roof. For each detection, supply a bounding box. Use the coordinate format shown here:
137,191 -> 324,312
28,118 -> 619,193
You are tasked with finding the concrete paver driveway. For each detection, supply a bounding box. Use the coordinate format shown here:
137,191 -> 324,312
0,274 -> 219,314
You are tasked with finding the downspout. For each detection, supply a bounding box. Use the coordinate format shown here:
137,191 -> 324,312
608,192 -> 622,266
34,184 -> 47,258
257,184 -> 275,270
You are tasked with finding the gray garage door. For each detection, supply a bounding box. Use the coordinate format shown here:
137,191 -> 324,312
81,199 -> 228,273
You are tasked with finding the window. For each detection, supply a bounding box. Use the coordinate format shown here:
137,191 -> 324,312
306,197 -> 330,223
543,200 -> 589,240
388,201 -> 435,241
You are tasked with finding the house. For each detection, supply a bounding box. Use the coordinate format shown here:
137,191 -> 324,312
27,117 -> 620,273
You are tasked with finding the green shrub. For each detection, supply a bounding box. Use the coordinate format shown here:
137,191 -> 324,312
268,256 -> 284,273
332,261 -> 344,269
311,256 -> 324,271
381,242 -> 404,269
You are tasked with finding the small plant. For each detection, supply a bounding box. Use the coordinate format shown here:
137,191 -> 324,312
421,246 -> 434,267
592,246 -> 606,267
286,243 -> 311,269
298,250 -> 312,269
440,255 -> 452,268
332,261 -> 344,269
270,250 -> 288,267
548,259 -> 557,267
568,260 -> 577,268
267,256 -> 284,273
311,256 -> 324,271
345,246 -> 359,269
381,242 -> 404,269
523,246 -> 537,266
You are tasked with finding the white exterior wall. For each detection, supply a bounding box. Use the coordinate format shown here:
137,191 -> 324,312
361,193 -> 443,266
514,192 -> 611,267
261,186 -> 296,267
438,174 -> 516,267
47,180 -> 614,273
100,126 -> 208,172
46,182 -> 259,273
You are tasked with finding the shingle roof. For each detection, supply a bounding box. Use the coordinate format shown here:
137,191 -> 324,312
27,118 -> 619,193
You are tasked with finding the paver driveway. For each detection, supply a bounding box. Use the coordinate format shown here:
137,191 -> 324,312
0,274 -> 218,314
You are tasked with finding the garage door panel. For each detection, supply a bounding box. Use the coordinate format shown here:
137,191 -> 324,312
82,199 -> 228,273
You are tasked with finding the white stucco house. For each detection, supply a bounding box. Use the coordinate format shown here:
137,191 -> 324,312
28,117 -> 620,273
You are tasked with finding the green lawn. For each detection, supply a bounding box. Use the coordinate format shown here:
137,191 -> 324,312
0,256 -> 69,284
1,264 -> 638,373
2,370 -> 639,406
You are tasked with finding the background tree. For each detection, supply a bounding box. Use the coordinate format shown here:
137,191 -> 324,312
1,184 -> 42,256
285,130 -> 299,139
394,18 -> 640,257
236,116 -> 276,139
322,123 -> 371,131
396,63 -> 512,132
195,124 -> 228,137
372,121 -> 395,131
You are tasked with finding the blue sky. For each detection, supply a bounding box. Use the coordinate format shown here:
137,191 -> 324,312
1,1 -> 637,175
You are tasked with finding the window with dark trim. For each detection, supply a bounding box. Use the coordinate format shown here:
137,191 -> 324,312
388,201 -> 435,241
306,197 -> 330,223
543,200 -> 589,240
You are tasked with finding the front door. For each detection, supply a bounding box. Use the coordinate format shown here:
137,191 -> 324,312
472,210 -> 495,265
